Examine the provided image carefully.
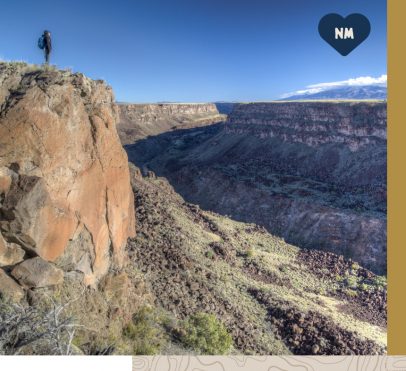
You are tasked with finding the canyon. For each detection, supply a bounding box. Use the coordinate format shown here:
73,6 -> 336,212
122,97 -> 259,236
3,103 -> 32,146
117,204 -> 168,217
0,62 -> 387,355
123,101 -> 387,274
117,103 -> 226,145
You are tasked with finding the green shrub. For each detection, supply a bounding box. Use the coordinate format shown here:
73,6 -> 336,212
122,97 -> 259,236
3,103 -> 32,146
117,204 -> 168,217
372,275 -> 387,289
123,306 -> 166,355
206,250 -> 214,259
335,274 -> 344,282
246,248 -> 255,258
345,275 -> 358,289
345,289 -> 358,297
359,283 -> 370,292
180,313 -> 232,354
351,262 -> 360,271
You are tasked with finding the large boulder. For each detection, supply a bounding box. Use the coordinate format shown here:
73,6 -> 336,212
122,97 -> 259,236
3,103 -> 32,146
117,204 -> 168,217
0,232 -> 25,267
0,62 -> 135,284
11,257 -> 64,288
0,268 -> 24,301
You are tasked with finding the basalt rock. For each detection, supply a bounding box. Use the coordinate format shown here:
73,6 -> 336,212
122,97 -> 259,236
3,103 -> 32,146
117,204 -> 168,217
0,268 -> 25,301
0,231 -> 25,267
11,257 -> 64,288
0,62 -> 135,285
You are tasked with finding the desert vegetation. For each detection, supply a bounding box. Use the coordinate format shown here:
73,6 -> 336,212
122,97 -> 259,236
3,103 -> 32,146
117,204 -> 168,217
0,297 -> 79,355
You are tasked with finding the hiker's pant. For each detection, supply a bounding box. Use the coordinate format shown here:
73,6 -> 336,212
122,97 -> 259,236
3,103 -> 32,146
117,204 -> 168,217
44,49 -> 50,64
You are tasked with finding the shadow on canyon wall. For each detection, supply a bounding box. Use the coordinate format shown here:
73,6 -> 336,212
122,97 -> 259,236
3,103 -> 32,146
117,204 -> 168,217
124,116 -> 386,275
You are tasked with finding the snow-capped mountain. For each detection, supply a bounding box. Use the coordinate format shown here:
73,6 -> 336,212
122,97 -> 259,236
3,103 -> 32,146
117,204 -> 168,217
280,75 -> 387,101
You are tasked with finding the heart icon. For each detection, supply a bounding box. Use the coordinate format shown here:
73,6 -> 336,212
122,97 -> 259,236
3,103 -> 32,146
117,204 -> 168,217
318,13 -> 371,56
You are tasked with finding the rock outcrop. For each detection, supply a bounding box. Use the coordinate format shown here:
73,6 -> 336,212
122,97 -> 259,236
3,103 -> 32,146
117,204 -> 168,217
11,257 -> 64,288
125,101 -> 387,274
0,268 -> 25,301
117,103 -> 226,144
0,232 -> 25,266
0,62 -> 135,286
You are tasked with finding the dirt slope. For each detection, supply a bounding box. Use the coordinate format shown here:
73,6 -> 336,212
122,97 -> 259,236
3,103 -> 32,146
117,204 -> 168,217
127,166 -> 386,355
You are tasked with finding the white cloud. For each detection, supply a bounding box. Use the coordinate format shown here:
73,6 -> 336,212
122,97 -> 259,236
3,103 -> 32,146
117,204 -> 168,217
281,75 -> 387,98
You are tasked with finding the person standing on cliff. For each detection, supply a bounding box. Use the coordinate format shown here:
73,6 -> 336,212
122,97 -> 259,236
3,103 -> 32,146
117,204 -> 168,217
38,30 -> 52,64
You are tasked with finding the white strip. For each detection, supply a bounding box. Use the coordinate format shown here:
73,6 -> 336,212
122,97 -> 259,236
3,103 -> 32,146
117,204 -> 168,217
0,356 -> 132,371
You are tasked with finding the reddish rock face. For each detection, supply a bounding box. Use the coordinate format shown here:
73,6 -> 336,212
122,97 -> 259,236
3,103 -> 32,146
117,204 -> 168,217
0,63 -> 135,284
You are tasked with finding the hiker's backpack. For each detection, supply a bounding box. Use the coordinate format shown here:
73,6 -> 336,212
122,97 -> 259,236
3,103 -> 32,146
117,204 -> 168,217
38,35 -> 45,49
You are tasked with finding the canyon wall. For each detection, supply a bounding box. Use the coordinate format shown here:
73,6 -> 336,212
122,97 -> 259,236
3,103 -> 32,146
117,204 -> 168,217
0,62 -> 135,288
117,103 -> 226,144
225,102 -> 387,192
227,102 -> 386,150
126,101 -> 387,273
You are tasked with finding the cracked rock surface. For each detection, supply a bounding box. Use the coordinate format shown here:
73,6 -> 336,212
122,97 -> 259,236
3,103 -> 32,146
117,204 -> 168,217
0,62 -> 135,285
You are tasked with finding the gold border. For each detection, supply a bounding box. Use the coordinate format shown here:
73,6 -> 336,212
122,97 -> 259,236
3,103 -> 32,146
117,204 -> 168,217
388,0 -> 405,355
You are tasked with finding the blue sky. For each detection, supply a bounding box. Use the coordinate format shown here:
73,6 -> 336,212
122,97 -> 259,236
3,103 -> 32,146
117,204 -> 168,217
0,0 -> 386,102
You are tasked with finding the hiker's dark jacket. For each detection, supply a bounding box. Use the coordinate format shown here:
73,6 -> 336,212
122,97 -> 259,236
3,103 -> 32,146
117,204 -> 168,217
44,34 -> 52,52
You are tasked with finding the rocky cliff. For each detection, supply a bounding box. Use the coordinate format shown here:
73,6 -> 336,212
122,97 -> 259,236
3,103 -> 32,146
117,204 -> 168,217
117,103 -> 226,144
0,62 -> 135,287
227,102 -> 386,151
125,101 -> 387,274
